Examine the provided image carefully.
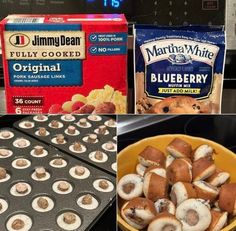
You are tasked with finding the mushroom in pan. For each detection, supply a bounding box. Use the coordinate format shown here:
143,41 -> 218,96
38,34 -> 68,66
136,164 -> 146,177
56,134 -> 65,144
144,165 -> 166,178
79,118 -> 87,126
37,197 -> 49,209
1,131 -> 11,138
15,183 -> 28,194
206,168 -> 230,187
15,139 -> 27,148
50,120 -> 59,128
167,158 -> 192,184
121,197 -> 156,229
138,146 -> 166,167
154,199 -> 176,215
117,174 -> 143,200
11,219 -> 25,230
0,167 -> 7,180
143,172 -> 168,201
36,114 -> 45,121
107,119 -> 116,126
67,125 -> 76,135
38,127 -> 47,136
98,125 -> 107,135
34,145 -> 44,155
35,167 -> 46,179
57,182 -> 70,192
98,180 -> 109,189
105,142 -> 115,150
82,194 -> 93,205
53,158 -> 63,166
73,142 -> 82,151
147,212 -> 182,231
165,155 -> 175,168
193,181 -> 219,203
166,138 -> 192,158
218,183 -> 236,215
192,157 -> 216,181
0,149 -> 10,157
176,198 -> 212,231
170,182 -> 197,206
75,166 -> 85,176
207,210 -> 228,231
24,121 -> 33,128
87,134 -> 97,143
63,212 -> 76,224
16,159 -> 27,167
192,144 -> 214,161
94,151 -> 104,161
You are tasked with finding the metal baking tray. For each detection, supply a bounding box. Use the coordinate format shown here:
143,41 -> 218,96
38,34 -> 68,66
14,115 -> 117,175
0,127 -> 116,231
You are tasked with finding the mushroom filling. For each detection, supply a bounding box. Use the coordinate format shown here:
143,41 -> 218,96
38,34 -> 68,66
79,118 -> 87,126
162,224 -> 176,231
122,183 -> 135,194
16,183 -> 28,194
82,194 -> 93,205
53,158 -> 63,165
58,182 -> 69,192
75,166 -> 85,176
158,201 -> 169,213
37,197 -> 49,209
39,127 -> 47,136
16,159 -> 27,167
73,142 -> 82,151
63,212 -> 76,224
127,209 -> 144,224
34,146 -> 44,155
95,151 -> 103,160
56,135 -> 65,144
0,149 -> 10,156
24,122 -> 32,128
99,180 -> 109,189
0,202 -> 2,210
11,219 -> 25,230
1,131 -> 10,138
0,167 -> 6,179
185,209 -> 199,226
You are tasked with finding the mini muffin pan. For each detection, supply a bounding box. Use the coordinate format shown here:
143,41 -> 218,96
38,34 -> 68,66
14,115 -> 117,175
0,128 -> 115,231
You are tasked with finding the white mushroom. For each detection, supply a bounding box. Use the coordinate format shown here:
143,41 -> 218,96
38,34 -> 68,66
117,174 -> 143,200
176,199 -> 212,231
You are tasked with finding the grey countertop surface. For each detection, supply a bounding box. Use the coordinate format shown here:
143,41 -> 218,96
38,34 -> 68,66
0,88 -> 236,114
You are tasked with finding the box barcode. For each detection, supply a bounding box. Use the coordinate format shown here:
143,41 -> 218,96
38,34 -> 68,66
8,18 -> 44,24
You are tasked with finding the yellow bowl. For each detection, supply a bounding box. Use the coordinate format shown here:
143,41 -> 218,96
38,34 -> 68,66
117,134 -> 236,231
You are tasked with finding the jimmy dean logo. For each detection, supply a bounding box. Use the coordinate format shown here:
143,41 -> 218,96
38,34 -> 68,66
140,39 -> 219,66
31,35 -> 82,47
5,31 -> 86,60
9,33 -> 30,47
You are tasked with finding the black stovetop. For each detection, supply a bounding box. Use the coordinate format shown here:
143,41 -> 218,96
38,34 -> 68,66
118,115 -> 236,153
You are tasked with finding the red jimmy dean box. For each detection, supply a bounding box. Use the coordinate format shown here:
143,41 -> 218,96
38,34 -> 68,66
0,14 -> 128,114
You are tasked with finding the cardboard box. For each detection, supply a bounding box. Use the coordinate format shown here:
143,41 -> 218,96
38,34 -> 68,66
0,14 -> 128,114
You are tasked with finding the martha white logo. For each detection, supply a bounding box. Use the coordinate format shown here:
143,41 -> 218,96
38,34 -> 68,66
140,39 -> 219,66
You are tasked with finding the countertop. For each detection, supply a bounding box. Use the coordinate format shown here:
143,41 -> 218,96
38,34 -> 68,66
1,88 -> 236,114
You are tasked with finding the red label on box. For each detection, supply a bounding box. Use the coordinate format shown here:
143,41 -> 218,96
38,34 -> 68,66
0,14 -> 128,114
